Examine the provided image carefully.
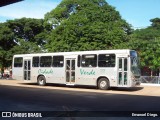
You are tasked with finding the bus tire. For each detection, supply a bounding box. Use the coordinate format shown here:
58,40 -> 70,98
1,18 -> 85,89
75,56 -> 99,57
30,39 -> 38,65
37,76 -> 46,86
98,78 -> 110,90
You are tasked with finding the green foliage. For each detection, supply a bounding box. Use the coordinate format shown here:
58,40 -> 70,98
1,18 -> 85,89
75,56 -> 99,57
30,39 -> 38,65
0,18 -> 47,68
0,23 -> 15,50
6,18 -> 46,44
132,18 -> 160,70
44,0 -> 132,52
114,18 -> 160,70
0,23 -> 15,68
150,18 -> 160,29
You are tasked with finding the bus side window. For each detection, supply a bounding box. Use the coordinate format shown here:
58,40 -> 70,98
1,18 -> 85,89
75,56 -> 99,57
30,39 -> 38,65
53,56 -> 64,67
40,56 -> 52,67
81,54 -> 97,67
98,54 -> 115,67
14,57 -> 23,67
32,57 -> 39,67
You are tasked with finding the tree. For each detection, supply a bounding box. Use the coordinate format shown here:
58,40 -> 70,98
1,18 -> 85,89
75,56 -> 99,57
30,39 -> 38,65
44,0 -> 132,52
114,18 -> 160,72
131,18 -> 160,71
0,23 -> 15,69
150,18 -> 160,29
0,18 -> 47,70
7,18 -> 47,47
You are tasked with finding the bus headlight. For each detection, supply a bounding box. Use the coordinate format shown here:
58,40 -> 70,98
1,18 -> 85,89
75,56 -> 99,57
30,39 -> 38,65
131,75 -> 135,81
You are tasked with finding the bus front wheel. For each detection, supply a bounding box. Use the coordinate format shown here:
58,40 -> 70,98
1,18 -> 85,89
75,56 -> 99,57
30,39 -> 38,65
98,78 -> 110,90
37,76 -> 46,86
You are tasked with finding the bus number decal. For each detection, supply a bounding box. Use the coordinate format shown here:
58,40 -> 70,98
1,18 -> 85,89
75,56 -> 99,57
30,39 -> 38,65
38,69 -> 53,75
80,69 -> 95,75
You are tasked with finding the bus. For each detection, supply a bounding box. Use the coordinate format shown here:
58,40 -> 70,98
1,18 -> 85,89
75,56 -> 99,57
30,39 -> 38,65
12,49 -> 141,90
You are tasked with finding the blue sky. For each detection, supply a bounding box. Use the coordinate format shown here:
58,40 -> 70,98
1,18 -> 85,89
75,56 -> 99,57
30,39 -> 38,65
0,0 -> 160,29
107,0 -> 160,28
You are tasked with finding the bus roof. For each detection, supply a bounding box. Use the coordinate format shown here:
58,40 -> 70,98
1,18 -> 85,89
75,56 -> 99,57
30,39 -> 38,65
13,49 -> 134,57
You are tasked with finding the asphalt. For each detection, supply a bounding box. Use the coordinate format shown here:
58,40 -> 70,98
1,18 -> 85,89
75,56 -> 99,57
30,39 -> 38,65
0,79 -> 160,120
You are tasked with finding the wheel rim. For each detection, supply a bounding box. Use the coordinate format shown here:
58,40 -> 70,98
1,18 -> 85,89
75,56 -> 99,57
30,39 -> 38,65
100,81 -> 107,88
39,79 -> 44,85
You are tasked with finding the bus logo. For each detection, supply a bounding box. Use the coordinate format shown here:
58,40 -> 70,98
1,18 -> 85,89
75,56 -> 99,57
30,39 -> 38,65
38,69 -> 53,75
80,69 -> 95,75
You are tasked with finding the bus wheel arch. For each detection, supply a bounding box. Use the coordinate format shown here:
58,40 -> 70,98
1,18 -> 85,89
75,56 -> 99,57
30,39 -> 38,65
97,77 -> 110,90
37,75 -> 46,86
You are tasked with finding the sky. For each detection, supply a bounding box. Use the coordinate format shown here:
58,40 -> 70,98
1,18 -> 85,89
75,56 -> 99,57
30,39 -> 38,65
0,0 -> 160,29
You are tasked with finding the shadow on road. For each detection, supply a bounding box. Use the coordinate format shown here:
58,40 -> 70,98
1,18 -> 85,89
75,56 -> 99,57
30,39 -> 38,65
19,83 -> 143,92
111,87 -> 144,92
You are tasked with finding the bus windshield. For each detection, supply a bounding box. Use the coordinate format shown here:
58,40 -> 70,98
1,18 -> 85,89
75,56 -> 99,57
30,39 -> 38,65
130,51 -> 141,76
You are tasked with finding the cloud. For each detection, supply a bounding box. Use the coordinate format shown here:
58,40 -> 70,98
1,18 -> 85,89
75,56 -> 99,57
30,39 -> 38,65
0,0 -> 60,21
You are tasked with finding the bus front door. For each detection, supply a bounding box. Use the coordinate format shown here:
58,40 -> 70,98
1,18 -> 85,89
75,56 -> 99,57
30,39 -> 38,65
24,60 -> 31,80
118,57 -> 128,86
65,59 -> 75,84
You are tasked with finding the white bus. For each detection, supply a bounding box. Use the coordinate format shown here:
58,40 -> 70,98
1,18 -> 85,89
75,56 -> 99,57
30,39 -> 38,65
12,49 -> 141,90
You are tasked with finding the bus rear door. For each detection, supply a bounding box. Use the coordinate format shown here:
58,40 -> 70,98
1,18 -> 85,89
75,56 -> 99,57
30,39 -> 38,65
24,59 -> 31,80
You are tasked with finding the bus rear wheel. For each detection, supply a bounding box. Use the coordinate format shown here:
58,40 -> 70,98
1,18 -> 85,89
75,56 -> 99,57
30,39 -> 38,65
37,76 -> 46,86
98,78 -> 110,90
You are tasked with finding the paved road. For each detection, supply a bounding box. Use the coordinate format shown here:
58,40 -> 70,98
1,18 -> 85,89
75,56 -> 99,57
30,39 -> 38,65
0,80 -> 160,120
